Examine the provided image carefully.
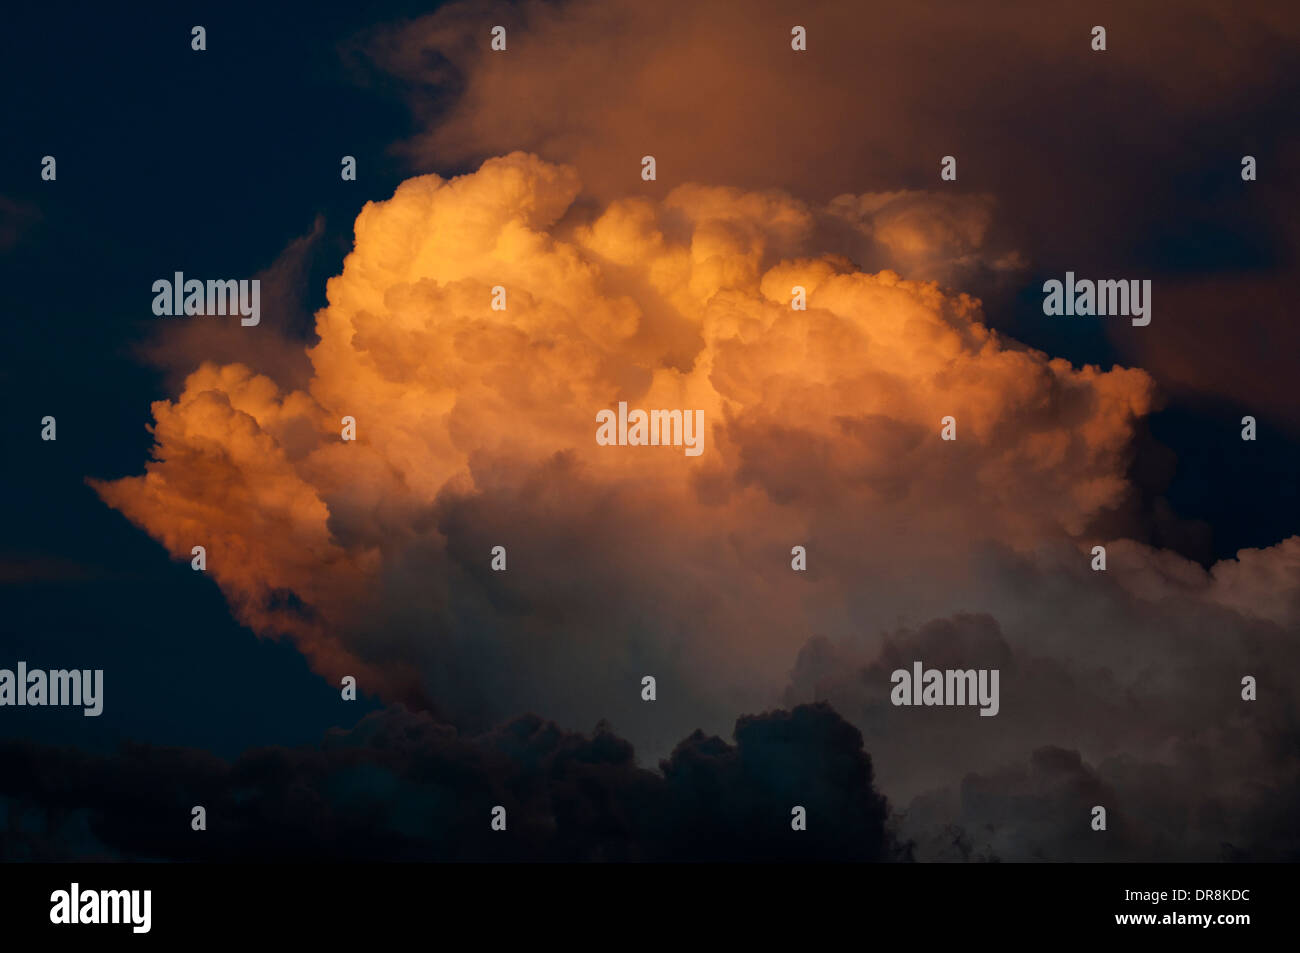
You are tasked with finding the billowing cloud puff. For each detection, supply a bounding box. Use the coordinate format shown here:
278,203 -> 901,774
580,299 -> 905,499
93,154 -> 1299,858
825,190 -> 1026,285
786,593 -> 1300,861
96,152 -> 1150,723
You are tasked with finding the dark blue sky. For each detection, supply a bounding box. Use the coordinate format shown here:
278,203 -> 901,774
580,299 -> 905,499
0,1 -> 449,755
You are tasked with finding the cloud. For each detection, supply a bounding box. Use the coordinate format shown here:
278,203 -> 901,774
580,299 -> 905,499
783,542 -> 1300,860
825,190 -> 1027,286
90,151 -> 1299,859
367,0 -> 1300,424
134,216 -> 324,393
93,153 -> 1157,746
0,703 -> 894,862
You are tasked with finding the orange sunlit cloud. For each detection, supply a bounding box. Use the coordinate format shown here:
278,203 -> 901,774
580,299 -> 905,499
93,155 -> 1298,836
94,153 -> 1151,709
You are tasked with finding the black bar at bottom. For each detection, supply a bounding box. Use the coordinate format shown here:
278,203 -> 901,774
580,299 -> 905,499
0,862 -> 1281,941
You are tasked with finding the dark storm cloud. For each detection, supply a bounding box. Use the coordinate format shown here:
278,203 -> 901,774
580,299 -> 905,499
785,582 -> 1300,861
0,702 -> 895,862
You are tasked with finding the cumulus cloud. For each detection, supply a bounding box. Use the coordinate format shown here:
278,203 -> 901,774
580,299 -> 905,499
90,152 -> 1299,859
95,153 -> 1154,737
784,541 -> 1300,861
